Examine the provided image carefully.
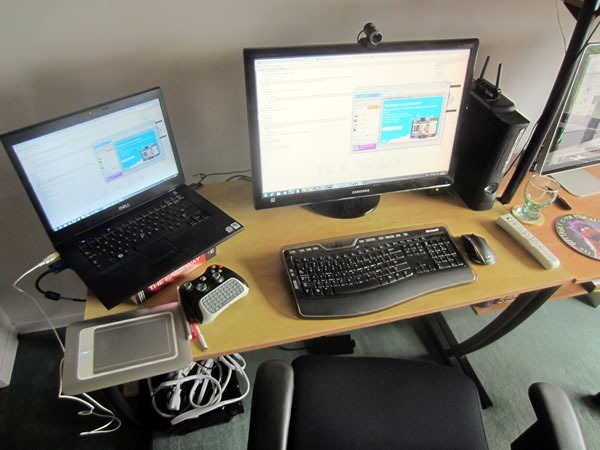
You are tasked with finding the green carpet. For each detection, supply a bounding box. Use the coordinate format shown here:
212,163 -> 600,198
445,297 -> 600,449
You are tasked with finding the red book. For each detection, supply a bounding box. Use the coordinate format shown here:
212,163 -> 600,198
130,248 -> 216,304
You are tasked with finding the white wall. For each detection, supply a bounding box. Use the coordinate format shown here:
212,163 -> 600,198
0,0 -> 583,330
0,306 -> 18,387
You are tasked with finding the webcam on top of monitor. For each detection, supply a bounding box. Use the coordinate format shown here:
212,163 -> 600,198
357,22 -> 383,48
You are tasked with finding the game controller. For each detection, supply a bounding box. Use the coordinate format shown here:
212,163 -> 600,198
178,264 -> 249,324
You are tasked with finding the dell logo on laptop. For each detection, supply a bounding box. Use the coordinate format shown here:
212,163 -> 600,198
118,202 -> 131,211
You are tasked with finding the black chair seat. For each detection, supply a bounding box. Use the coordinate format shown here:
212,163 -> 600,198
249,356 -> 489,450
290,356 -> 488,450
248,355 -> 587,450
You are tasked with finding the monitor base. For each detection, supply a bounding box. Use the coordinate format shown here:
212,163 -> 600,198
307,196 -> 380,219
552,168 -> 600,197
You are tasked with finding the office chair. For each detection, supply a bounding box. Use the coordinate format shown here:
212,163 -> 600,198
247,355 -> 586,450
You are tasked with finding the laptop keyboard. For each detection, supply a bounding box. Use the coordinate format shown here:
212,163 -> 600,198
78,192 -> 208,271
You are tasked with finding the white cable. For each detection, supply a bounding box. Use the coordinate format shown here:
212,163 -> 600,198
12,252 -> 65,352
58,359 -> 122,435
170,354 -> 250,425
188,359 -> 215,407
13,253 -> 121,436
148,369 -> 225,419
188,373 -> 225,409
147,354 -> 250,426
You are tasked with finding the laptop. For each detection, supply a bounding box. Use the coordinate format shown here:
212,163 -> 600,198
1,87 -> 243,309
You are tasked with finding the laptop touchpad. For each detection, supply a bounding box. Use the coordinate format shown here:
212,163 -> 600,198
143,239 -> 177,263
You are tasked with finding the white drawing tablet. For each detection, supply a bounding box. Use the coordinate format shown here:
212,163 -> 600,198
63,302 -> 192,395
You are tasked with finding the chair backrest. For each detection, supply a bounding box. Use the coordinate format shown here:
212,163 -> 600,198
511,382 -> 587,450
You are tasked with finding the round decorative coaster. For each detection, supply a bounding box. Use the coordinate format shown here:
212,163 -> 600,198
554,214 -> 600,261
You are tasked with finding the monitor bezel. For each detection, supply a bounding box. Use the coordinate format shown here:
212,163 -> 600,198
243,38 -> 479,213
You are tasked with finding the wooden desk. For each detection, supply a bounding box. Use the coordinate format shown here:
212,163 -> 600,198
503,165 -> 600,299
85,181 -> 573,362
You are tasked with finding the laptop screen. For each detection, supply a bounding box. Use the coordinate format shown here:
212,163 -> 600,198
6,92 -> 180,233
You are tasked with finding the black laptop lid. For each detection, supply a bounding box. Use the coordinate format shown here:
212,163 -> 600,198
1,87 -> 185,247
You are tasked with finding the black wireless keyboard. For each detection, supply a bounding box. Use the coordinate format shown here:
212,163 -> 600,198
281,225 -> 476,318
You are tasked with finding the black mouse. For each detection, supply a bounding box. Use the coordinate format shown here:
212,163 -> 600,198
461,233 -> 496,265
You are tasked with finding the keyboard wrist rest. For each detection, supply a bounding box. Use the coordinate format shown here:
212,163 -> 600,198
295,266 -> 476,318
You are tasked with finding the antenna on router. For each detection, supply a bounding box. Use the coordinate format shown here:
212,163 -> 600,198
474,55 -> 503,100
479,55 -> 489,80
472,56 -> 515,113
495,63 -> 503,94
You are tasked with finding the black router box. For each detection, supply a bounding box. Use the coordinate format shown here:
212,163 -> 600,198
453,60 -> 530,211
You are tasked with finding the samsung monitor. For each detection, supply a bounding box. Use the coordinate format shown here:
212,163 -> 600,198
539,43 -> 600,197
243,38 -> 479,218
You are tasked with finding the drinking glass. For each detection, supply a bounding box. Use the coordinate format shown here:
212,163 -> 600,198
512,174 -> 561,225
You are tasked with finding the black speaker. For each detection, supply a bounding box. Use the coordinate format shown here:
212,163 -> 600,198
453,89 -> 529,210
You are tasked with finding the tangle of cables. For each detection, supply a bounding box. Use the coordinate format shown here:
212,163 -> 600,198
148,353 -> 249,426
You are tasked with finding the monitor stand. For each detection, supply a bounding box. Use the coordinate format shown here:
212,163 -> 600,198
551,168 -> 600,197
307,196 -> 380,219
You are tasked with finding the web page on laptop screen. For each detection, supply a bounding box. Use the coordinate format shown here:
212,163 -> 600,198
13,99 -> 179,232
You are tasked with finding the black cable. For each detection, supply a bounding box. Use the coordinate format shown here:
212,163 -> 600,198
192,169 -> 251,185
35,270 -> 86,302
225,174 -> 252,183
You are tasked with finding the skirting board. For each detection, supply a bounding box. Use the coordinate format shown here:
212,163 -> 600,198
0,309 -> 18,387
17,312 -> 84,335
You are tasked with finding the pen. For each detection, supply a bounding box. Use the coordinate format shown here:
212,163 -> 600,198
177,298 -> 193,340
556,195 -> 572,210
183,318 -> 192,341
192,322 -> 208,351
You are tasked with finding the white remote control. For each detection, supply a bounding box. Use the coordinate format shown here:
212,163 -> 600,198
496,214 -> 560,270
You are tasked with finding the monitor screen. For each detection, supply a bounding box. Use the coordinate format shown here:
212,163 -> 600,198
539,43 -> 600,196
244,38 -> 479,218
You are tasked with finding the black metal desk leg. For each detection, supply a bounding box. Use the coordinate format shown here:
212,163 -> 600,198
426,312 -> 495,408
425,285 -> 560,408
445,285 -> 560,357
